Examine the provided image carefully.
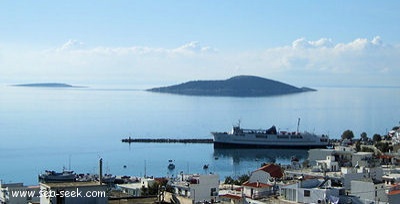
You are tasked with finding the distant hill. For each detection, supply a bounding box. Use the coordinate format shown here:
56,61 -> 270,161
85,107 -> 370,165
13,83 -> 79,88
147,75 -> 316,97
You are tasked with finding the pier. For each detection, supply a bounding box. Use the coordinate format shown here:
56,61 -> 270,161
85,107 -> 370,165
121,137 -> 214,144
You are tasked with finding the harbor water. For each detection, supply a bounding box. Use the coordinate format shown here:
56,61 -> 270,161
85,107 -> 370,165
0,85 -> 399,185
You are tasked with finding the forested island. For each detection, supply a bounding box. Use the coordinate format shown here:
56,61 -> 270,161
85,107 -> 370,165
147,75 -> 315,97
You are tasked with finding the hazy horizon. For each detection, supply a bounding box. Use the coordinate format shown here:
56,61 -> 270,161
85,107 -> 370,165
1,1 -> 399,88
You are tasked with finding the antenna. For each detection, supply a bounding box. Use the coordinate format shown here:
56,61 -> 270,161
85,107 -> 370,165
144,160 -> 147,178
297,118 -> 300,133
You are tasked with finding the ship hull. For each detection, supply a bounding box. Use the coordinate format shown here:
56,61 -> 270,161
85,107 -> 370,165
213,141 -> 328,149
212,132 -> 329,149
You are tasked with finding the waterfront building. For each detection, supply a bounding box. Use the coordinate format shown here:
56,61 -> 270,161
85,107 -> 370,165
117,177 -> 155,197
308,146 -> 355,167
171,173 -> 219,204
242,163 -> 283,199
39,181 -> 107,204
0,181 -> 39,204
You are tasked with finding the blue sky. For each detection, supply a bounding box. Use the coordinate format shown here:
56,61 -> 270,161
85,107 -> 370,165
1,0 -> 399,87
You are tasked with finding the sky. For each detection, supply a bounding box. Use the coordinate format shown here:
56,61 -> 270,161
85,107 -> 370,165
1,0 -> 399,88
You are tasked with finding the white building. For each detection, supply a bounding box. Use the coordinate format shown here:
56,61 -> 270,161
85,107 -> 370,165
0,181 -> 39,204
308,146 -> 354,167
341,166 -> 383,190
280,178 -> 345,204
315,155 -> 339,172
351,179 -> 388,203
117,177 -> 155,197
172,173 -> 219,204
39,181 -> 107,204
352,152 -> 377,167
242,163 -> 283,199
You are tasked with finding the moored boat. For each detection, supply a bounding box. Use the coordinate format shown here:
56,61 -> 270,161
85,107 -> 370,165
38,170 -> 76,183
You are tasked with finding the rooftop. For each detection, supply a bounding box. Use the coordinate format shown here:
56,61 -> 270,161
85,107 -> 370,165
258,163 -> 283,178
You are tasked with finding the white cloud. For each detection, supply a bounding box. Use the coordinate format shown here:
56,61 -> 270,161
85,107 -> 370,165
1,37 -> 399,87
292,38 -> 333,49
57,39 -> 84,51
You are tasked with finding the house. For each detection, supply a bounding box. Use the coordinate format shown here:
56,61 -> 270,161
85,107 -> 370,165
171,173 -> 219,204
242,163 -> 283,199
280,178 -> 345,203
308,146 -> 354,167
341,166 -> 383,190
0,181 -> 40,204
39,181 -> 107,204
351,179 -> 388,203
117,177 -> 155,197
315,155 -> 339,172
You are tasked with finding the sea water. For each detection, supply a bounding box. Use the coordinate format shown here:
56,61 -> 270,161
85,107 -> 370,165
0,85 -> 399,185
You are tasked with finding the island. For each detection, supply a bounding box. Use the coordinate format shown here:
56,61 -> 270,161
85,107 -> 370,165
13,83 -> 82,88
147,75 -> 316,97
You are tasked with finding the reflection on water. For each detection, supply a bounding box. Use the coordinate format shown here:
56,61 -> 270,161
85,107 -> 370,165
213,148 -> 308,165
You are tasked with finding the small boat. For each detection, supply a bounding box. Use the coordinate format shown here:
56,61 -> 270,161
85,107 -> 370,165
168,160 -> 175,170
39,170 -> 76,183
203,164 -> 209,169
102,174 -> 116,184
168,163 -> 175,170
291,156 -> 299,162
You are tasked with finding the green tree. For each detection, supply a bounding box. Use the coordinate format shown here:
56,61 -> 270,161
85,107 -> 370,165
355,140 -> 361,152
341,130 -> 354,140
360,132 -> 368,141
375,142 -> 393,153
373,134 -> 382,143
224,176 -> 234,184
234,174 -> 250,185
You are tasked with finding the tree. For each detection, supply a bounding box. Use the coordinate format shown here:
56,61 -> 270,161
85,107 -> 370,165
375,142 -> 393,153
341,130 -> 354,140
360,132 -> 368,141
373,134 -> 382,143
355,140 -> 361,152
234,174 -> 250,185
224,176 -> 235,184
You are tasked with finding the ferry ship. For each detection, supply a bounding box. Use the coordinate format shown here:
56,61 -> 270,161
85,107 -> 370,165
212,120 -> 329,148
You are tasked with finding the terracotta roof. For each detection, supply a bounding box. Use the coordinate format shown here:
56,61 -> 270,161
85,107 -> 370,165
258,163 -> 283,178
242,181 -> 272,188
220,194 -> 242,200
388,189 -> 400,195
379,155 -> 394,159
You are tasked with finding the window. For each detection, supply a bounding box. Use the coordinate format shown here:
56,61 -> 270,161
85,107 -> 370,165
304,190 -> 310,197
256,135 -> 268,139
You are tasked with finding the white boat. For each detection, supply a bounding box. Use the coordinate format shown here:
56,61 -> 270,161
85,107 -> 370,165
212,119 -> 329,148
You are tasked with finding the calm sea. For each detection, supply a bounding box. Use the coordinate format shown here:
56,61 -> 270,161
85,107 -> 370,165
0,85 -> 399,185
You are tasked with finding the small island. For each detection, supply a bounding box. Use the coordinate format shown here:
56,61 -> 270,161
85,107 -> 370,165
13,83 -> 82,88
147,75 -> 316,97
